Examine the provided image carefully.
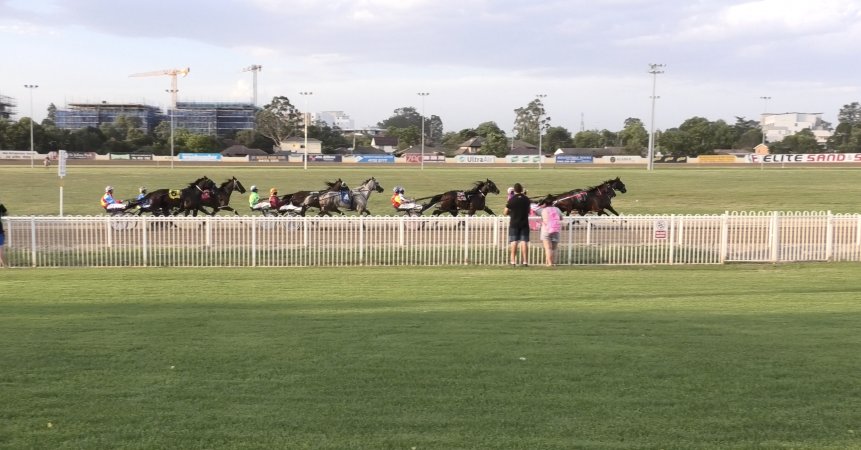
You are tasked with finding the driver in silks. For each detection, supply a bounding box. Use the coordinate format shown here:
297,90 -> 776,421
390,186 -> 419,213
100,186 -> 128,212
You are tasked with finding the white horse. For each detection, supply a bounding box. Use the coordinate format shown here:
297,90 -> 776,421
315,177 -> 384,216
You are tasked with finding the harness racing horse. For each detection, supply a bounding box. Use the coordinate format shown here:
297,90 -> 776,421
422,179 -> 500,216
291,179 -> 346,216
547,177 -> 627,216
138,176 -> 215,217
197,176 -> 247,216
315,177 -> 384,216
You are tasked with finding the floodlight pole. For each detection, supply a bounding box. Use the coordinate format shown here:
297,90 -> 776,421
418,92 -> 429,170
647,63 -> 665,171
760,96 -> 771,144
25,84 -> 39,168
300,91 -> 313,170
536,94 -> 547,170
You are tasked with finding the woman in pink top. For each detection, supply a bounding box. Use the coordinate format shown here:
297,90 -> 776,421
539,199 -> 563,266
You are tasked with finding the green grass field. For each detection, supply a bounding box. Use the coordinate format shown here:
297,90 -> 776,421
2,265 -> 861,449
2,164 -> 861,216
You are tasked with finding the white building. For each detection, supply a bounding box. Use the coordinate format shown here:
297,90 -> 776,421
315,111 -> 354,130
762,112 -> 832,144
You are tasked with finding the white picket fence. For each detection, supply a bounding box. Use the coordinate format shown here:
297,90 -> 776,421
2,211 -> 860,267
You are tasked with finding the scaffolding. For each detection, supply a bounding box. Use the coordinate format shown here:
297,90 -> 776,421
171,102 -> 258,137
0,94 -> 16,120
55,103 -> 161,132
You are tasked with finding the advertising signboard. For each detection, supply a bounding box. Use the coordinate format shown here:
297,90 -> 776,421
178,153 -> 223,161
454,155 -> 496,164
556,155 -> 593,164
355,155 -> 395,164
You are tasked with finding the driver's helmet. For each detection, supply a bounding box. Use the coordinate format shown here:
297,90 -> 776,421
393,186 -> 402,194
139,186 -> 147,194
270,188 -> 278,196
105,185 -> 114,193
399,187 -> 405,194
250,185 -> 258,192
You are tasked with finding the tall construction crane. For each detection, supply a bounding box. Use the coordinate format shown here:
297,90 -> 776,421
242,64 -> 262,106
129,67 -> 190,108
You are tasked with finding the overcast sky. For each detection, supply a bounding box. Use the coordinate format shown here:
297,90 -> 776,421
2,0 -> 860,134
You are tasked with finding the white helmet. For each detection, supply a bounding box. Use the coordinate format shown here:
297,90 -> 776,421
250,185 -> 258,192
139,186 -> 147,193
105,185 -> 114,193
393,186 -> 401,193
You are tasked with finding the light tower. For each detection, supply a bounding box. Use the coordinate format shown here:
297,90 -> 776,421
536,94 -> 547,170
300,91 -> 313,170
242,65 -> 263,105
646,63 -> 665,171
417,92 -> 430,170
24,84 -> 38,168
759,96 -> 771,144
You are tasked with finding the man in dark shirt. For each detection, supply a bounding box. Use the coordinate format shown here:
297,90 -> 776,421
503,183 -> 531,266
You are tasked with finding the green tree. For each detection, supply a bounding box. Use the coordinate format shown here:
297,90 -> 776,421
513,98 -> 549,145
618,118 -> 647,155
658,128 -> 695,157
235,130 -> 275,151
377,107 -> 422,129
478,131 -> 510,157
67,127 -> 107,153
573,130 -> 605,148
732,116 -> 762,149
543,126 -> 573,152
768,129 -> 821,154
309,124 -> 350,154
256,96 -> 303,149
475,121 -> 503,138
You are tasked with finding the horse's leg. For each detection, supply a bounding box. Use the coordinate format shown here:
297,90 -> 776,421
483,207 -> 495,215
605,206 -> 620,216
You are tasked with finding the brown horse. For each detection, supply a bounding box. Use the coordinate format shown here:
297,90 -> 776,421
137,176 -> 215,216
543,177 -> 627,216
421,179 -> 500,216
195,177 -> 247,216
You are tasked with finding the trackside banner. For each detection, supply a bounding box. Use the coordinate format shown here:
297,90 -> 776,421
747,153 -> 861,163
454,155 -> 496,164
0,150 -> 37,160
178,153 -> 222,161
556,155 -> 593,164
354,155 -> 394,164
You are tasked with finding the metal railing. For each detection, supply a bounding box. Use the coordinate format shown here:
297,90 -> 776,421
2,212 -> 860,267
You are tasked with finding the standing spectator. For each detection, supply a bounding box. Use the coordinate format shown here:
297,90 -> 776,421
503,183 -> 531,266
0,203 -> 7,268
539,199 -> 564,266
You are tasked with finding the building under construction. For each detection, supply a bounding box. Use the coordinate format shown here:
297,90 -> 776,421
55,102 -> 161,132
0,94 -> 16,119
171,102 -> 257,137
54,101 -> 258,137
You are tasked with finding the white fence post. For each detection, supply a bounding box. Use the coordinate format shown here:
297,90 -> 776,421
825,211 -> 834,262
770,211 -> 780,262
142,218 -> 148,267
251,215 -> 257,267
719,213 -> 728,264
30,217 -> 37,267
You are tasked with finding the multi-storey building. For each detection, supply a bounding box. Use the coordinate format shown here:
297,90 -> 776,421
171,102 -> 258,137
0,94 -> 15,119
55,102 -> 161,132
762,112 -> 832,144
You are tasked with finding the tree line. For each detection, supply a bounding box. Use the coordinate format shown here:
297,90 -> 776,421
2,98 -> 860,156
